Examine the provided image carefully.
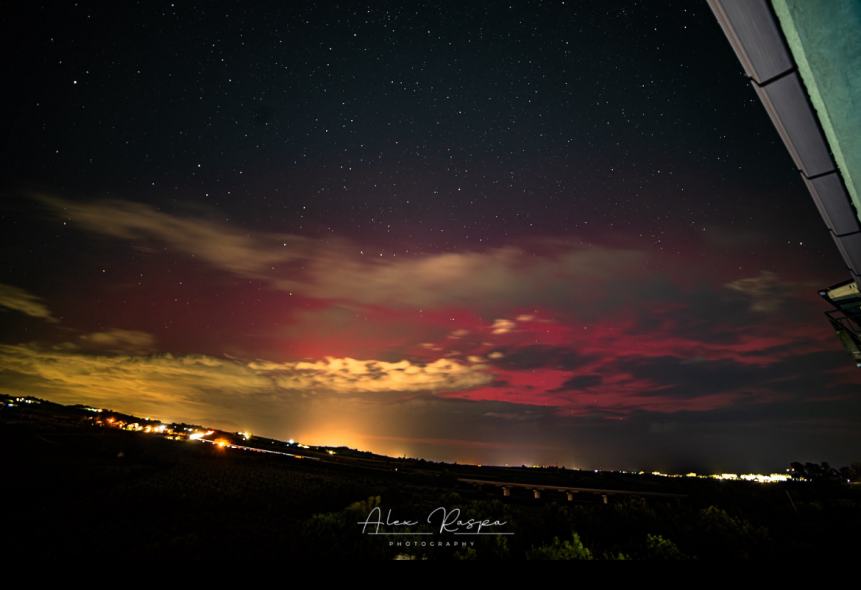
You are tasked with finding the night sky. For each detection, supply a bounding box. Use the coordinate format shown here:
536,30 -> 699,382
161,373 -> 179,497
2,0 -> 860,471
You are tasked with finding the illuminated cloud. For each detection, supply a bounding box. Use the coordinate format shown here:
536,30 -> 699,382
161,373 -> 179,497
0,343 -> 493,418
448,328 -> 470,339
0,283 -> 56,322
724,270 -> 816,313
39,195 -> 651,311
36,194 -> 312,280
250,356 -> 492,394
0,343 -> 269,419
303,240 -> 651,311
79,329 -> 157,353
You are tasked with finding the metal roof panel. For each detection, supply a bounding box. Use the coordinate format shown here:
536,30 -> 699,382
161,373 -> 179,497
753,73 -> 835,177
803,172 -> 861,236
707,0 -> 794,84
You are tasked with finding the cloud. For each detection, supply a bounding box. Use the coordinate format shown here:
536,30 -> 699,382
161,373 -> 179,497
611,350 -> 850,400
37,194 -> 311,279
491,318 -> 516,334
724,270 -> 816,313
27,194 -> 860,458
79,329 -> 156,353
305,240 -> 653,312
38,195 -> 654,311
550,374 -> 603,392
0,343 -> 493,417
0,283 -> 56,322
250,356 -> 492,394
2,337 -> 857,470
0,343 -> 267,419
492,345 -> 594,371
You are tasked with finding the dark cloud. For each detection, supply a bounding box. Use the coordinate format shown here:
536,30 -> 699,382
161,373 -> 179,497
550,373 -> 603,392
615,349 -> 850,399
493,345 -> 595,371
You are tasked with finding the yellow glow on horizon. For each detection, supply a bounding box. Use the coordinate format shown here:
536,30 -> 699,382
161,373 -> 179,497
296,428 -> 367,450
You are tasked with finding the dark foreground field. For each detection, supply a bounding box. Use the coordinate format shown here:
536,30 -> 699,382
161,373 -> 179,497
3,400 -> 861,559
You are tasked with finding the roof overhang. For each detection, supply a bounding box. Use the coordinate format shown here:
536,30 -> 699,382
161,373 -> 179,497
707,0 -> 861,288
